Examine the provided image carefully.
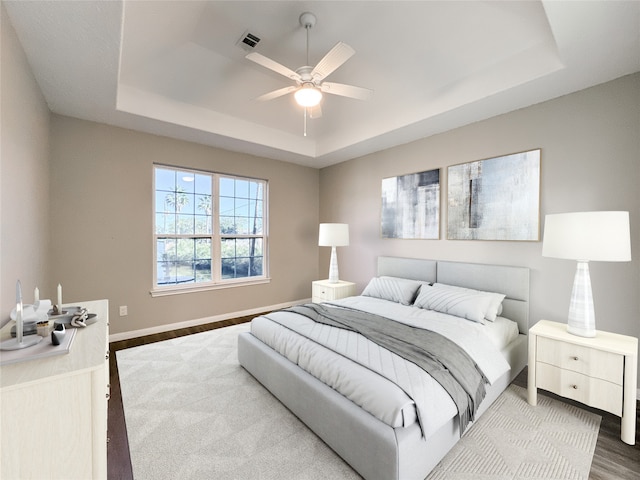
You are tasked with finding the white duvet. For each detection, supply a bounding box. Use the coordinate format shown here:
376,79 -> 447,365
249,296 -> 515,439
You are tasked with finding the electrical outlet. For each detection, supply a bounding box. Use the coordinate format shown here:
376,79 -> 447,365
119,306 -> 128,316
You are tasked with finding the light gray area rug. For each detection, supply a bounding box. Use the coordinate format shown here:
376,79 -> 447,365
426,385 -> 601,480
118,323 -> 601,480
117,323 -> 360,480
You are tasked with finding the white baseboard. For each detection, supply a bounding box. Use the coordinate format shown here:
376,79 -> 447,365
108,298 -> 311,343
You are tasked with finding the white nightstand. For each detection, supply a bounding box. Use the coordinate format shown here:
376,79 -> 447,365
312,279 -> 356,303
528,320 -> 638,445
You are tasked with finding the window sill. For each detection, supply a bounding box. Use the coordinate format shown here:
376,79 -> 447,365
150,277 -> 271,297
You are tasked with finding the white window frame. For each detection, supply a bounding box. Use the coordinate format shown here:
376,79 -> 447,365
151,164 -> 269,297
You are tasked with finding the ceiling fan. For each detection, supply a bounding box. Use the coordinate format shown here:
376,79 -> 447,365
246,12 -> 373,134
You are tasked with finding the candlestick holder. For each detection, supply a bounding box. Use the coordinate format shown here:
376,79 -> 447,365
0,280 -> 43,351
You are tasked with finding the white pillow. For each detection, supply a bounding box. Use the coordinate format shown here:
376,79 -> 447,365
414,283 -> 505,323
361,276 -> 422,306
436,283 -> 506,321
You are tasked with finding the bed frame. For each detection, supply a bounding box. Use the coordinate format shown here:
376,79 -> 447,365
238,257 -> 529,480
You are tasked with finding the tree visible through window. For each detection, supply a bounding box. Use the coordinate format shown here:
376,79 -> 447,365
154,166 -> 267,289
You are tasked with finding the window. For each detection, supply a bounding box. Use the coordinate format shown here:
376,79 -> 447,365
153,165 -> 268,293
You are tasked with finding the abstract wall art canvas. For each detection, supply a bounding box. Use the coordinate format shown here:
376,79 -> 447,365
381,169 -> 440,239
447,149 -> 540,241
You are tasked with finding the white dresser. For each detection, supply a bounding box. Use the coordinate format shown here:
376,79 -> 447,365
528,319 -> 637,445
312,279 -> 357,303
0,299 -> 109,479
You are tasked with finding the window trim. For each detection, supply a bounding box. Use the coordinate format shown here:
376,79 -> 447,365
151,164 -> 269,295
149,276 -> 271,297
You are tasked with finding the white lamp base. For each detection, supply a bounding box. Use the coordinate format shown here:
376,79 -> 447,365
567,261 -> 596,337
328,246 -> 340,283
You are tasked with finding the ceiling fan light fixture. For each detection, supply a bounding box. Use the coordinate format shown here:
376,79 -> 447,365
295,84 -> 322,107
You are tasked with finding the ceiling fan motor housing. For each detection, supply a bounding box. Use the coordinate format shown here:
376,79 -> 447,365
296,66 -> 314,83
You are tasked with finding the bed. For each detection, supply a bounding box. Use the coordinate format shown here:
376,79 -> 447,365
238,257 -> 529,480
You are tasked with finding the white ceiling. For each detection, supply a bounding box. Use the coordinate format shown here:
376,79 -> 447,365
5,1 -> 640,168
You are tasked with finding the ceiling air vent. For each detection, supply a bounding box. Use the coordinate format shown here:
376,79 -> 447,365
237,31 -> 261,52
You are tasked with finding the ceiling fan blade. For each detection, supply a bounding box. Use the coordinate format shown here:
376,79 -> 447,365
321,82 -> 373,101
246,52 -> 299,81
309,104 -> 322,119
311,42 -> 355,81
255,86 -> 298,102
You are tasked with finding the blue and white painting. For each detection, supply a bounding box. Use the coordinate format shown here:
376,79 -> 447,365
447,149 -> 540,241
382,169 -> 440,239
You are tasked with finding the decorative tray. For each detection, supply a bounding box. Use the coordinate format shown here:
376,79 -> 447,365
48,306 -> 98,327
0,328 -> 77,366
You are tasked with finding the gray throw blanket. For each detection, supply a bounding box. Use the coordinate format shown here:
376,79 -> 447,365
285,303 -> 488,435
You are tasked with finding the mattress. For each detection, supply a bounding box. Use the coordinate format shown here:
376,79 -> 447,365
250,296 -> 516,438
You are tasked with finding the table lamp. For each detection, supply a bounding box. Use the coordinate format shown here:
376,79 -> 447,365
319,223 -> 349,283
542,211 -> 631,337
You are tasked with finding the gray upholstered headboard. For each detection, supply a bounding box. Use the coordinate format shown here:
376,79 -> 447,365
377,256 -> 437,283
377,256 -> 530,334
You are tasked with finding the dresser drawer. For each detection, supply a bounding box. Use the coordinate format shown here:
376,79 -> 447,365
536,362 -> 623,416
536,336 -> 623,384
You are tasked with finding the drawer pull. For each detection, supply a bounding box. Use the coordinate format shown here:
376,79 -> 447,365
571,384 -> 578,390
571,356 -> 579,361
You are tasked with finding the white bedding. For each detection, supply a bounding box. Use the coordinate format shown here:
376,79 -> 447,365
335,296 -> 519,357
250,297 -> 514,438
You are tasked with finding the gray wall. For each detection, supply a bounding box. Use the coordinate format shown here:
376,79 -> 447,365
0,3 -> 51,324
3,1 -> 638,386
49,116 -> 320,336
320,73 -> 640,386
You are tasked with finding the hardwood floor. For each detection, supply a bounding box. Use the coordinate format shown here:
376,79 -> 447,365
108,319 -> 640,480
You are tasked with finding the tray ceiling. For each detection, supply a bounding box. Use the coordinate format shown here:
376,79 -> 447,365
5,1 -> 639,168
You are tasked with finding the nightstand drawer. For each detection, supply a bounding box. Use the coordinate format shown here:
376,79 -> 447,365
536,336 -> 623,384
312,283 -> 331,301
312,280 -> 356,303
536,362 -> 623,416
